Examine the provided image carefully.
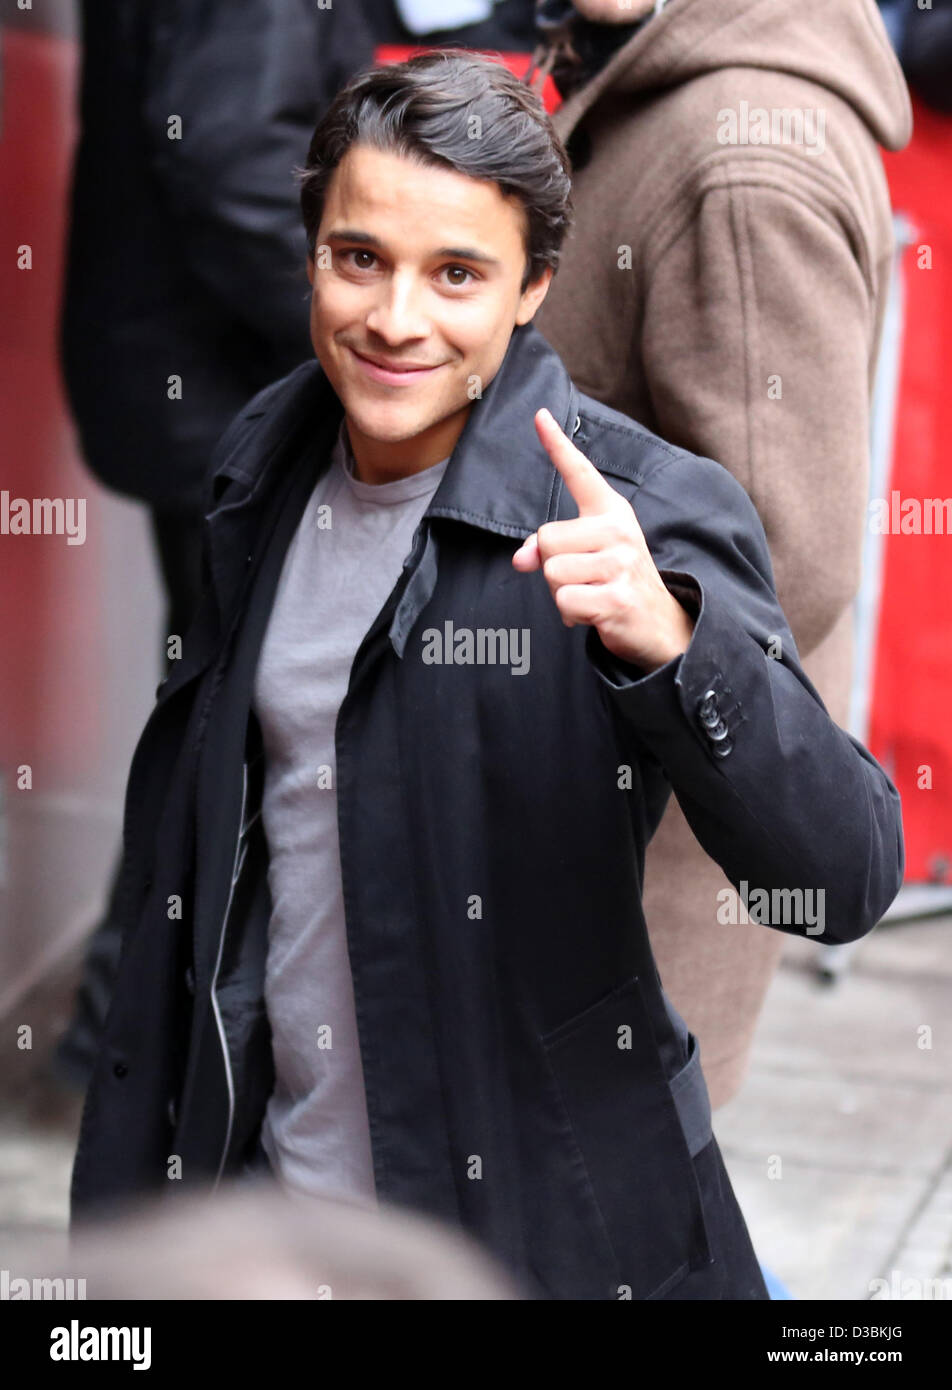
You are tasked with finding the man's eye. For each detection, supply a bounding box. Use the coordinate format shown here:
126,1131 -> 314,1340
344,249 -> 376,270
442,265 -> 475,288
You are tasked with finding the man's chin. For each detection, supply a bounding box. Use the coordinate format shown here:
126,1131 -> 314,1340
341,398 -> 458,446
342,409 -> 427,445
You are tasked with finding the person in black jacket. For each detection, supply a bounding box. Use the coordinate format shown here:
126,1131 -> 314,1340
70,51 -> 903,1300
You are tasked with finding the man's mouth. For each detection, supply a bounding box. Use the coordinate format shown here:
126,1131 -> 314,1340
348,346 -> 446,385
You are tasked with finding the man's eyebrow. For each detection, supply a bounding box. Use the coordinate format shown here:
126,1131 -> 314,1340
324,229 -> 383,247
324,228 -> 501,267
436,246 -> 501,268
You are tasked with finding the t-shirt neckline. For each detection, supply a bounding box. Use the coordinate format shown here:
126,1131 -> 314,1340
336,421 -> 451,505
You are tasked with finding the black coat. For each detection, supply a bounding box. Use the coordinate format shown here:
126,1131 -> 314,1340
69,323 -> 904,1300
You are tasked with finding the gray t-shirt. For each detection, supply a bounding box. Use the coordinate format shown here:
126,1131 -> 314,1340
252,422 -> 450,1208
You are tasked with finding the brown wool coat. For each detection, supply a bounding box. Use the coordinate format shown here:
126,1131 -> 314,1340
534,0 -> 912,1108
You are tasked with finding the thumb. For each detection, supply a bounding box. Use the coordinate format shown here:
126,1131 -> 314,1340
512,532 -> 541,572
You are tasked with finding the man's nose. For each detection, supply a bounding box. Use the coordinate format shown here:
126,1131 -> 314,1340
364,270 -> 430,345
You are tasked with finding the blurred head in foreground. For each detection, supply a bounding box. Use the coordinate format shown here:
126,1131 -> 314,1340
11,1181 -> 524,1300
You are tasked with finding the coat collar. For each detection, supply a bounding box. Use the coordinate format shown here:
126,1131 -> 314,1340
162,323 -> 581,698
426,320 -> 580,537
201,321 -> 582,667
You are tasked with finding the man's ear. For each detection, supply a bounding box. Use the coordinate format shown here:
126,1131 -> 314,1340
515,265 -> 554,326
306,253 -> 315,288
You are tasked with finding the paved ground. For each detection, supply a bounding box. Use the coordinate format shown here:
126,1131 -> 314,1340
1,908 -> 949,1299
715,912 -> 952,1300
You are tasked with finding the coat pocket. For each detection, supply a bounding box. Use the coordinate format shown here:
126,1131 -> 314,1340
539,974 -> 713,1300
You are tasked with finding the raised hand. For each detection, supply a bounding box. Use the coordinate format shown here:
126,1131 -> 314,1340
512,408 -> 696,673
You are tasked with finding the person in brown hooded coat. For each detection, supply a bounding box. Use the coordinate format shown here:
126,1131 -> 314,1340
530,0 -> 912,1108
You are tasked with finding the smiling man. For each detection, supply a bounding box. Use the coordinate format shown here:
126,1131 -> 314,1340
70,51 -> 904,1302
306,140 -> 551,481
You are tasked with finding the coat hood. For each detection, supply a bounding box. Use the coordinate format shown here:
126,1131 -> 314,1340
552,0 -> 912,152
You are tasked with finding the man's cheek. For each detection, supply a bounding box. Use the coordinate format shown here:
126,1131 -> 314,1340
461,347 -> 501,403
311,277 -> 352,327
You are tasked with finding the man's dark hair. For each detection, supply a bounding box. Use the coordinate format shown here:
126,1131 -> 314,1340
296,50 -> 574,294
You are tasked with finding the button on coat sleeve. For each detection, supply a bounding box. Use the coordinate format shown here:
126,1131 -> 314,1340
585,449 -> 905,946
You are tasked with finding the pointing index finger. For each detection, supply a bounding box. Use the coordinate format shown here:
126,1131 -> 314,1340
535,408 -> 618,517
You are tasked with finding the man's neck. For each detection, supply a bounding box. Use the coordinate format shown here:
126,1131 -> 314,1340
344,404 -> 471,486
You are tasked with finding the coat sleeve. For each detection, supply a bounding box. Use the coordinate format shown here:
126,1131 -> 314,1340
144,1 -> 340,367
585,447 -> 904,947
639,173 -> 883,660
